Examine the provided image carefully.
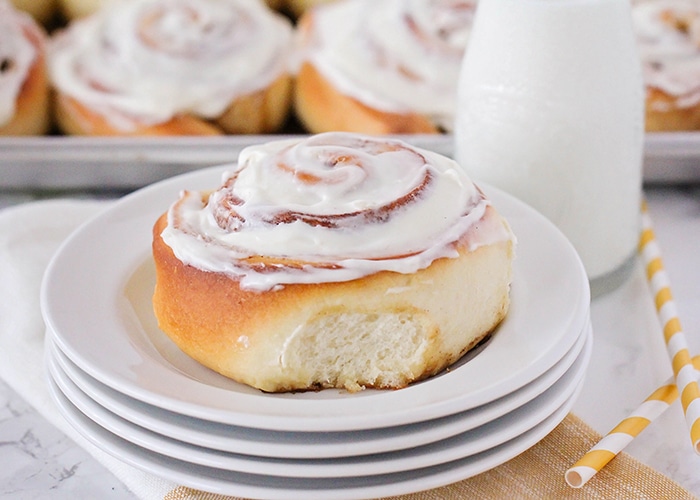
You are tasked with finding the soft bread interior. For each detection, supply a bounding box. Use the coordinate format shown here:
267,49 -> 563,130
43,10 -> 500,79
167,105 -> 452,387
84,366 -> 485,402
278,308 -> 435,393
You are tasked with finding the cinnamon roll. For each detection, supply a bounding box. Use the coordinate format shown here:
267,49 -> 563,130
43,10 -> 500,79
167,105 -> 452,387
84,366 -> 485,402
48,0 -> 294,136
0,0 -> 50,136
293,0 -> 477,135
152,132 -> 515,393
633,0 -> 700,131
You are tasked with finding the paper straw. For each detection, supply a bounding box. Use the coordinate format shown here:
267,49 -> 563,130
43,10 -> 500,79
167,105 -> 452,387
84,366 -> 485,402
639,200 -> 700,454
566,201 -> 700,488
565,356 -> 700,488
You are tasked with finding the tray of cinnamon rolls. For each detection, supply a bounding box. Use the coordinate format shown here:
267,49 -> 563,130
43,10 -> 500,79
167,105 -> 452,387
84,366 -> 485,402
1,0 -> 699,188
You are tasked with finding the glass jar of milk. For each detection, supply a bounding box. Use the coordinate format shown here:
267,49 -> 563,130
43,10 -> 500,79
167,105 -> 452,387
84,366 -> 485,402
454,0 -> 644,296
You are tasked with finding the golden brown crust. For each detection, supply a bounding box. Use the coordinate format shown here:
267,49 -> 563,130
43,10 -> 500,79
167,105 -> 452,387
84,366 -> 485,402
262,0 -> 287,14
294,61 -> 440,135
53,93 -> 224,136
0,23 -> 50,136
285,0 -> 336,18
9,0 -> 57,25
645,87 -> 700,132
53,73 -> 292,136
264,0 -> 336,19
214,73 -> 293,134
57,0 -> 103,20
152,209 -> 514,393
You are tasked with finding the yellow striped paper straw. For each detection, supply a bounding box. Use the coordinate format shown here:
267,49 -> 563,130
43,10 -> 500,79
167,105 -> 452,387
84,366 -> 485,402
640,200 -> 700,453
566,355 -> 700,488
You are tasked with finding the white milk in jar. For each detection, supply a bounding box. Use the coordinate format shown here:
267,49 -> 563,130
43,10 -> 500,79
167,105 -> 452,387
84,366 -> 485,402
454,0 -> 644,295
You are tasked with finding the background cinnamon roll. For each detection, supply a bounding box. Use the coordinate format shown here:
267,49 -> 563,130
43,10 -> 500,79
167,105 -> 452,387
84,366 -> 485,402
48,0 -> 294,136
293,0 -> 477,135
633,0 -> 700,131
152,132 -> 515,393
0,0 -> 50,136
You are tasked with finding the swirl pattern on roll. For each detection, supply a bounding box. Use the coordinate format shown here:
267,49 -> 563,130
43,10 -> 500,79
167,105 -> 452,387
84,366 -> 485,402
162,132 -> 512,291
633,0 -> 700,109
48,0 -> 293,130
298,0 -> 476,131
0,1 -> 40,126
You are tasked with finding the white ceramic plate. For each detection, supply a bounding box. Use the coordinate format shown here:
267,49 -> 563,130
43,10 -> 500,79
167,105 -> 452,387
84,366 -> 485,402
46,327 -> 590,478
48,335 -> 590,478
46,370 -> 583,500
41,165 -> 590,431
48,319 -> 590,459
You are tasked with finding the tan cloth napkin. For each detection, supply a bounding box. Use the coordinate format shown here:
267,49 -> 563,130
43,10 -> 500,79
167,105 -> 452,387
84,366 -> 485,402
0,199 -> 696,500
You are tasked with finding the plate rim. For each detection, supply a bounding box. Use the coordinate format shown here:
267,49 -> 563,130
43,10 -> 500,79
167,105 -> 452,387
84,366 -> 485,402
47,319 -> 590,458
45,362 -> 585,499
46,329 -> 591,478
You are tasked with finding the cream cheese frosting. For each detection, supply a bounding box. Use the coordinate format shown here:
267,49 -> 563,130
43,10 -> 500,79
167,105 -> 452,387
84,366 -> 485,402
48,0 -> 293,130
297,0 -> 477,131
162,132 -> 513,291
633,0 -> 700,110
0,1 -> 38,127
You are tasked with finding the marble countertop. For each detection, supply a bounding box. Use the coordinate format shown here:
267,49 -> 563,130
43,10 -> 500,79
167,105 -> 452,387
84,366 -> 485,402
1,183 -> 699,499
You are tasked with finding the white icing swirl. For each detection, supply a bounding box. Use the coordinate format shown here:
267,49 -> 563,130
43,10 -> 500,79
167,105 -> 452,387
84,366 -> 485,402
0,0 -> 38,127
297,0 -> 477,131
162,132 -> 510,291
48,0 -> 293,130
633,0 -> 700,109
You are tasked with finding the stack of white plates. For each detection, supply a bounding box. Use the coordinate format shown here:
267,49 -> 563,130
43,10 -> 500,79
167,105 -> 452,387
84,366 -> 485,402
41,166 -> 593,500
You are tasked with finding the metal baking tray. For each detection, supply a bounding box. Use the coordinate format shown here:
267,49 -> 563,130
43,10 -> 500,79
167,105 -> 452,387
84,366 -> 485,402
642,132 -> 700,184
0,132 -> 697,191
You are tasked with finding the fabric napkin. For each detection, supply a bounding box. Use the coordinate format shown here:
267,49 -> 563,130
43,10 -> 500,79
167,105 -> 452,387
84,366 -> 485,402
0,199 -> 696,500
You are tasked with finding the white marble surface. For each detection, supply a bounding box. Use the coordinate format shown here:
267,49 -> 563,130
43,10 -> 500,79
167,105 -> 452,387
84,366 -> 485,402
575,184 -> 700,496
0,184 -> 699,499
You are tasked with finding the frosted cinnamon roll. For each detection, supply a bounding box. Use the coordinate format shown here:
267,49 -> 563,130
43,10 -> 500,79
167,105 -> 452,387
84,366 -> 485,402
0,0 -> 50,136
48,0 -> 294,136
293,0 -> 476,135
152,132 -> 515,393
633,0 -> 700,131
